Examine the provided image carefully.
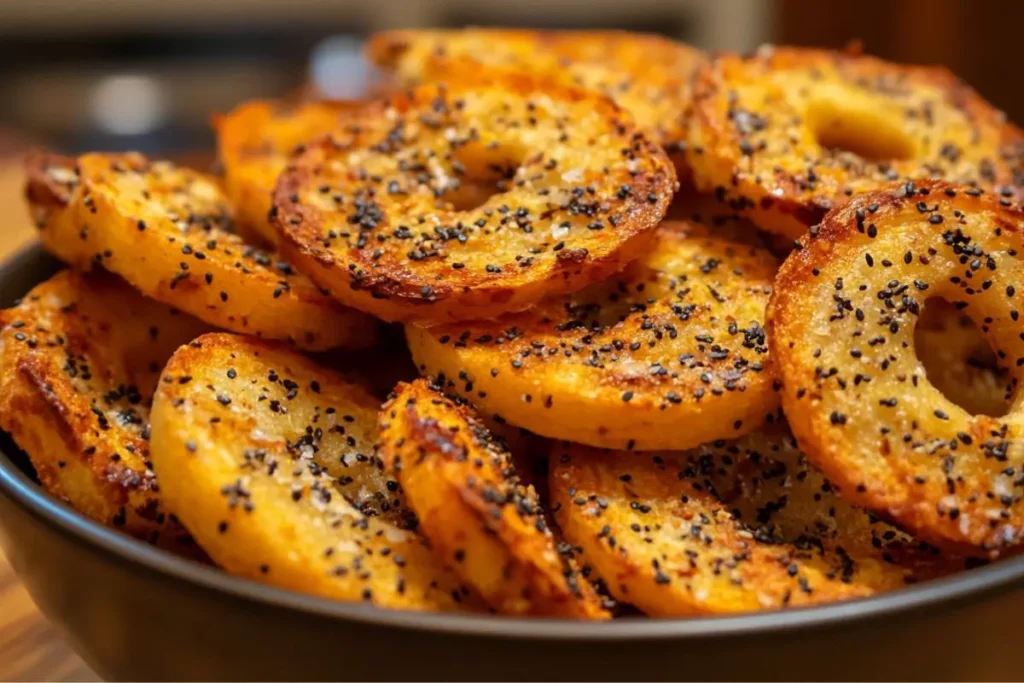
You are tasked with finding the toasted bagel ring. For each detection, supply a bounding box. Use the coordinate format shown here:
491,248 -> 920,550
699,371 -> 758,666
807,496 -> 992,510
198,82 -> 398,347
378,379 -> 609,618
769,182 -> 1024,552
271,76 -> 677,325
688,46 -> 1024,240
215,99 -> 368,246
366,29 -> 704,156
550,424 -> 959,616
916,298 -> 1010,417
150,333 -> 474,610
25,151 -> 377,351
407,220 -> 780,450
0,270 -> 209,553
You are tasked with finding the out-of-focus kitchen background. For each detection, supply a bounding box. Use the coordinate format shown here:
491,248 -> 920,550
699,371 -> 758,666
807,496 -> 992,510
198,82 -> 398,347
2,0 -> 1022,159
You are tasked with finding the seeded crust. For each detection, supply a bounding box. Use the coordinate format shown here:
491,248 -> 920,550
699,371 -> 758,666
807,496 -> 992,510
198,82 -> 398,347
378,379 -> 609,619
916,298 -> 1010,417
407,220 -> 780,451
769,181 -> 1024,552
25,151 -> 378,351
688,46 -> 1024,240
0,270 -> 209,555
366,29 -> 705,157
271,76 -> 677,325
150,333 -> 476,610
550,422 -> 962,617
215,99 -> 371,246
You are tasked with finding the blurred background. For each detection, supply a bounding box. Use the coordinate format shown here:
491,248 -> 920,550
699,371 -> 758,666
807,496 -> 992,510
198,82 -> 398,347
1,0 -> 1021,159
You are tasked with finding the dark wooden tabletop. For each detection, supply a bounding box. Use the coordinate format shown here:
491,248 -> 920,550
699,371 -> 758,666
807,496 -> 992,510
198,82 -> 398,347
0,551 -> 98,681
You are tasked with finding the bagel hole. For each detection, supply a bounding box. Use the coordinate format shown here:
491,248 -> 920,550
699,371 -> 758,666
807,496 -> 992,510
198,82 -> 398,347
806,100 -> 915,162
444,177 -> 512,212
443,144 -> 523,212
914,298 -> 1012,417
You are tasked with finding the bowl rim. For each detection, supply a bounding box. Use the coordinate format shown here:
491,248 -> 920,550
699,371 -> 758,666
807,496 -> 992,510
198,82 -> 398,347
2,243 -> 1023,641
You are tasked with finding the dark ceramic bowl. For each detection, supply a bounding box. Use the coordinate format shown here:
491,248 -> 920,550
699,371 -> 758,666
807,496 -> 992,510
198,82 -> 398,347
2,244 -> 1024,681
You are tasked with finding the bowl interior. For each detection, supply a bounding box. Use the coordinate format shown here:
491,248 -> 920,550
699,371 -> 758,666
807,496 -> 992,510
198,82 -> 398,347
2,243 -> 1024,641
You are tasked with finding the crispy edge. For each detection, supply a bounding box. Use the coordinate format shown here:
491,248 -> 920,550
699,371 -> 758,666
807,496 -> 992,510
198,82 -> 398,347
149,333 -> 476,610
687,48 -> 1021,239
271,77 -> 675,324
768,181 -> 1024,551
0,272 -> 201,554
379,379 -> 609,619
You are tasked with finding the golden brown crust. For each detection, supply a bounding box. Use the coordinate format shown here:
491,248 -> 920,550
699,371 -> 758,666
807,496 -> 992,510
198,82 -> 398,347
215,99 -> 370,246
271,76 -> 677,324
366,29 -> 705,152
25,151 -> 378,351
688,46 -> 1023,239
550,423 -> 962,617
149,333 -> 476,610
0,270 -> 209,555
769,181 -> 1024,552
407,219 -> 780,450
378,379 -> 609,618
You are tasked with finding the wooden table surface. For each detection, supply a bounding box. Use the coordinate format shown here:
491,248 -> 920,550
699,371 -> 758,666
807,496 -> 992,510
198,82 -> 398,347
0,160 -> 99,682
